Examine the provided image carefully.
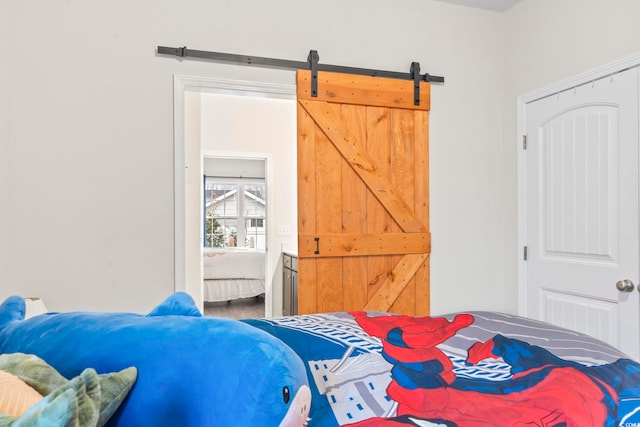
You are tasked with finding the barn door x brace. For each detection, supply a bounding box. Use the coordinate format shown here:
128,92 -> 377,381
157,46 -> 445,106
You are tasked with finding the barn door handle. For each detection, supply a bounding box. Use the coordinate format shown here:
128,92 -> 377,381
314,237 -> 320,255
616,279 -> 635,292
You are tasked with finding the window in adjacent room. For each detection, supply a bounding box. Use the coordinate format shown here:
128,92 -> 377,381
204,178 -> 266,250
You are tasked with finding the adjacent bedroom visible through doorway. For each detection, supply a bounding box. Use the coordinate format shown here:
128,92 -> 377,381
202,156 -> 267,319
179,77 -> 297,319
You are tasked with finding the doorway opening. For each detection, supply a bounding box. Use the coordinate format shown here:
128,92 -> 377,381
174,74 -> 296,318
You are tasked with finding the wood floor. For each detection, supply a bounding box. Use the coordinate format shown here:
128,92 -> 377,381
203,295 -> 265,320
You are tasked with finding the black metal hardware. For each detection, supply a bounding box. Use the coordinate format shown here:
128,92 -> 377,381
157,46 -> 445,88
308,50 -> 319,97
314,237 -> 320,255
410,62 -> 421,106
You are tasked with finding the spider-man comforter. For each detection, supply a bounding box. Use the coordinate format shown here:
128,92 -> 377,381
243,311 -> 640,427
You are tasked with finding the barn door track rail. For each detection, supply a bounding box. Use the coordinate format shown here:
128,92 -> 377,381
157,46 -> 444,106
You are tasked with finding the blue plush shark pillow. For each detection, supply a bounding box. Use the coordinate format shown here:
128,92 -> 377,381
0,293 -> 311,427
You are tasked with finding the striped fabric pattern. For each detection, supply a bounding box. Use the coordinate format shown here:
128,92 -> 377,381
0,370 -> 42,417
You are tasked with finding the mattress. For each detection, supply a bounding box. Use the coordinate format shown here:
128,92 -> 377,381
203,278 -> 265,302
202,248 -> 265,302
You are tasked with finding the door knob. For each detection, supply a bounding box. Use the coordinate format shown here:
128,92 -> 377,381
616,279 -> 635,292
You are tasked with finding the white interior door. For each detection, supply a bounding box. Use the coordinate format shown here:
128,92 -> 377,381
525,67 -> 640,360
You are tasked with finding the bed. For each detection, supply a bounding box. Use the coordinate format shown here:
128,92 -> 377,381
202,247 -> 265,302
243,310 -> 640,427
3,292 -> 640,426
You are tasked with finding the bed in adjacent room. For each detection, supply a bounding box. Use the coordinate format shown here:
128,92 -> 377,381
202,247 -> 265,302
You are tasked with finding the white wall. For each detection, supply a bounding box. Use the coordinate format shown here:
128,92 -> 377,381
504,0 -> 640,97
1,0 -> 509,314
0,1 -> 11,285
183,91 -> 203,310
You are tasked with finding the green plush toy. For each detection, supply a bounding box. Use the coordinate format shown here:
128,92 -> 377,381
0,353 -> 136,427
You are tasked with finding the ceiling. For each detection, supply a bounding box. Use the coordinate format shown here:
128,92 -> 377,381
433,0 -> 522,12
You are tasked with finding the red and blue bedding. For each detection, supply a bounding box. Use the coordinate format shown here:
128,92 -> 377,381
243,311 -> 640,427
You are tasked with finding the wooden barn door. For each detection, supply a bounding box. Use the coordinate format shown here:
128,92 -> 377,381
296,70 -> 431,315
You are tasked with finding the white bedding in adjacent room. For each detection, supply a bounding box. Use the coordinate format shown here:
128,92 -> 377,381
202,248 -> 265,302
